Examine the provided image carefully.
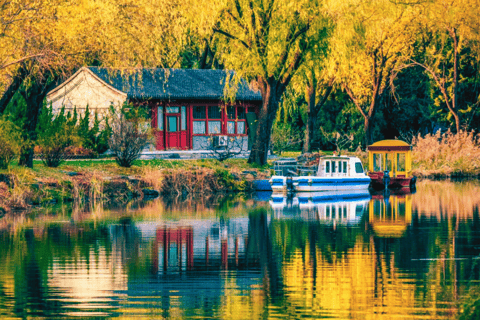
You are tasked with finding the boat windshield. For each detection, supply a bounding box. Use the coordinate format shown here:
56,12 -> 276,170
397,153 -> 406,171
373,153 -> 383,171
355,162 -> 364,173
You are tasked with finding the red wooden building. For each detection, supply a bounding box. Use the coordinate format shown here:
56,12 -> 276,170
47,67 -> 262,151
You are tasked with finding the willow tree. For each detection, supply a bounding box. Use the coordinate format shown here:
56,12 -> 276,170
330,0 -> 418,146
410,0 -> 480,133
0,0 -> 126,166
0,0 -> 50,114
213,0 -> 332,165
289,50 -> 335,153
0,0 -> 198,167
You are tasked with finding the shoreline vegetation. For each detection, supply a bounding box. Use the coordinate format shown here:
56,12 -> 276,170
0,159 -> 271,214
1,131 -> 479,214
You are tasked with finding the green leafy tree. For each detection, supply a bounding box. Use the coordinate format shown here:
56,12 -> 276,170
36,105 -> 79,167
0,118 -> 23,169
409,0 -> 480,133
271,91 -> 305,152
76,106 -> 111,155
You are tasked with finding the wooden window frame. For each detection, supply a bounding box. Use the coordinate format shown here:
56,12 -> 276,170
226,104 -> 248,136
191,103 -> 251,136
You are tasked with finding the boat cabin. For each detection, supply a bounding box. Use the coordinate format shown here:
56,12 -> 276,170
367,139 -> 415,189
269,155 -> 371,193
316,156 -> 366,178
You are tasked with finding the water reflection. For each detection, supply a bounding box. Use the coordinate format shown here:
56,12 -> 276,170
1,181 -> 480,318
270,190 -> 370,225
369,189 -> 413,238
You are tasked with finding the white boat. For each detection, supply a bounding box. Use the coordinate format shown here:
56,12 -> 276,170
269,190 -> 371,225
269,155 -> 371,193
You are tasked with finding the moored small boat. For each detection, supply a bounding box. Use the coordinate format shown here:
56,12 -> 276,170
269,155 -> 371,193
367,139 -> 417,190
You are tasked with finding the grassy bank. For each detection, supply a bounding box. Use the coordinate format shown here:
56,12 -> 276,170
0,158 -> 272,213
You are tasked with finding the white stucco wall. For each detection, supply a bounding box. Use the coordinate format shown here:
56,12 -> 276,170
46,67 -> 127,117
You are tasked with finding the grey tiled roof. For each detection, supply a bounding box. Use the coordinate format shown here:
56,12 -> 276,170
88,67 -> 262,101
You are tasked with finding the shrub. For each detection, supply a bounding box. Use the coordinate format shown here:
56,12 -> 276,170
271,122 -> 303,152
36,105 -> 79,167
0,119 -> 23,169
108,103 -> 152,168
77,106 -> 111,156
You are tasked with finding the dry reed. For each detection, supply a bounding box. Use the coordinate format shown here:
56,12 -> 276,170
412,130 -> 480,177
161,169 -> 228,195
141,166 -> 164,191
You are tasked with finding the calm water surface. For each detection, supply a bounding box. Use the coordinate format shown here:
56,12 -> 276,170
1,179 -> 480,319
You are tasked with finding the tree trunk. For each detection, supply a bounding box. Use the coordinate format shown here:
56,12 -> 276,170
304,79 -> 334,153
364,116 -> 372,146
452,28 -> 460,133
248,78 -> 286,166
0,66 -> 28,115
18,77 -> 55,168
303,82 -> 316,154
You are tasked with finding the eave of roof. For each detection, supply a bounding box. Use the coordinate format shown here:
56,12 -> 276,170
88,67 -> 262,101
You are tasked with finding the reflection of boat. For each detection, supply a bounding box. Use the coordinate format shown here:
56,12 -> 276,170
269,155 -> 371,193
369,190 -> 413,238
269,190 -> 371,225
367,139 -> 417,190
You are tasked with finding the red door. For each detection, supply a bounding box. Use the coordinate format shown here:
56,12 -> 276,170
166,114 -> 180,148
165,106 -> 188,150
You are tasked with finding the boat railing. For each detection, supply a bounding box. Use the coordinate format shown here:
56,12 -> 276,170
273,158 -> 299,176
272,158 -> 319,176
297,167 -> 317,176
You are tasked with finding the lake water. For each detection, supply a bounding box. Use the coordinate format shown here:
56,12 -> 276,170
1,179 -> 480,319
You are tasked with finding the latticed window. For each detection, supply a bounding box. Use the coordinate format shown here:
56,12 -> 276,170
226,106 -> 246,135
192,104 -> 252,135
193,106 -> 206,134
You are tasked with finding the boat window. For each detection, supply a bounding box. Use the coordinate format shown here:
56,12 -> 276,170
332,161 -> 336,173
332,207 -> 336,219
326,206 -> 330,217
373,153 -> 383,171
325,161 -> 330,173
397,153 -> 406,171
343,207 -> 347,218
355,162 -> 364,173
386,153 -> 393,172
343,161 -> 347,173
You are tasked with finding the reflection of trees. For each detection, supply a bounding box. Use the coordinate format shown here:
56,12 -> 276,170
0,224 -> 122,318
264,187 -> 480,319
248,208 -> 282,299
